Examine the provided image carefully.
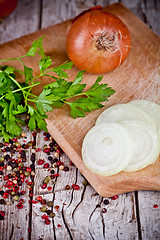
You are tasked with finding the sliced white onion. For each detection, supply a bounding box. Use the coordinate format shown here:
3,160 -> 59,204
96,103 -> 156,130
120,120 -> 159,172
82,123 -> 134,176
128,99 -> 160,131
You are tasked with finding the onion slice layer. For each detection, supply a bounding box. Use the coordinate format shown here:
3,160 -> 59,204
120,120 -> 160,172
82,123 -> 134,176
96,103 -> 156,129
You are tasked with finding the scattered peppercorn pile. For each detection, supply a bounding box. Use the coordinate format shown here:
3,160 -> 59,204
0,129 -> 90,225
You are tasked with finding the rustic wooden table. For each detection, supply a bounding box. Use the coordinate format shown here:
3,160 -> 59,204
0,0 -> 160,240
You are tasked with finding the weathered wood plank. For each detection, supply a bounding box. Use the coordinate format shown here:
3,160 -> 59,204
0,0 -> 160,239
137,191 -> 160,239
31,131 -> 139,240
0,0 -> 41,44
41,0 -> 160,35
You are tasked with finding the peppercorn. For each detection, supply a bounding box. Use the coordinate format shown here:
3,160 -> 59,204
102,208 -> 107,213
103,199 -> 109,205
49,212 -> 55,218
48,156 -> 53,161
63,166 -> 69,172
0,215 -> 4,220
24,171 -> 30,177
82,179 -> 88,186
50,170 -> 55,174
17,179 -> 22,186
5,147 -> 10,152
46,210 -> 52,215
0,143 -> 4,148
49,142 -> 54,147
49,147 -> 54,152
46,133 -> 51,138
65,185 -> 70,190
13,195 -> 19,201
0,199 -> 5,205
41,206 -> 47,212
41,199 -> 46,205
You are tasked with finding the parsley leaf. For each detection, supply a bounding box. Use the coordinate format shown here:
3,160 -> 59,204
0,37 -> 115,141
39,56 -> 52,73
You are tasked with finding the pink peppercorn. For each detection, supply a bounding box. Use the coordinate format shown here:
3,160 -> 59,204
38,159 -> 45,165
45,219 -> 51,225
7,180 -> 13,186
16,203 -> 23,209
26,167 -> 31,172
57,224 -> 62,227
56,161 -> 63,167
72,184 -> 80,190
43,148 -> 50,153
36,148 -> 42,152
3,192 -> 9,199
4,175 -> 9,181
41,183 -> 47,189
111,195 -> 119,200
47,187 -> 52,191
54,173 -> 59,177
0,211 -> 5,216
153,204 -> 158,208
37,196 -> 42,202
43,163 -> 49,168
56,148 -> 61,154
42,214 -> 48,220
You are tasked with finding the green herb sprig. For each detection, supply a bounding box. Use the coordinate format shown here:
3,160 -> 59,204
0,37 -> 115,141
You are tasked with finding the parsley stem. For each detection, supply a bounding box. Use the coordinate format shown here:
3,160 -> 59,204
0,55 -> 27,62
8,75 -> 23,90
12,82 -> 40,93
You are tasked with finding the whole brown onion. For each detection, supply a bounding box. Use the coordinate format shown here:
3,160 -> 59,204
66,6 -> 131,74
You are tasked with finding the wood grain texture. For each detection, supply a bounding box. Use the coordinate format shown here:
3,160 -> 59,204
0,1 -> 160,239
0,3 -> 160,197
138,190 -> 160,239
0,0 -> 41,44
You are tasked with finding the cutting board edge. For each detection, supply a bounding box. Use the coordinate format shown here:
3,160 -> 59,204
46,118 -> 160,197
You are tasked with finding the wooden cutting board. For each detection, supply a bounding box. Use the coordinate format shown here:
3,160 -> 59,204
0,3 -> 160,197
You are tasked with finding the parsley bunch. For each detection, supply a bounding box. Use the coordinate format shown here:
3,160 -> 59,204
0,37 -> 115,141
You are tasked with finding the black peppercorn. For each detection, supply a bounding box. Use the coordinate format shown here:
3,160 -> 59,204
0,190 -> 4,196
5,154 -> 10,160
0,199 -> 5,205
0,214 -> 4,220
46,210 -> 52,215
5,147 -> 10,152
49,147 -> 54,152
48,156 -> 53,161
50,170 -> 55,174
46,133 -> 51,138
63,166 -> 69,172
103,199 -> 109,205
0,143 -> 3,148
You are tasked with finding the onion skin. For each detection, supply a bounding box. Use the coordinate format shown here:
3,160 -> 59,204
66,6 -> 131,74
0,0 -> 18,19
